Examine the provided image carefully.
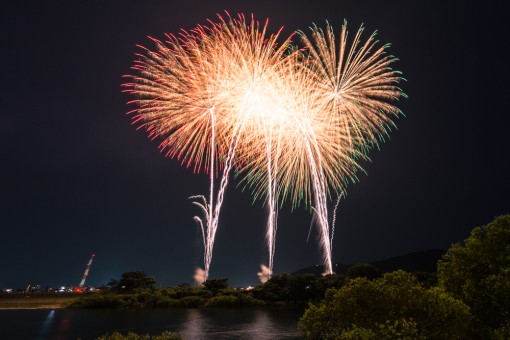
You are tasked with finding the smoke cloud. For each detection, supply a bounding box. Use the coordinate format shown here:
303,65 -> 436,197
257,264 -> 271,283
194,267 -> 206,285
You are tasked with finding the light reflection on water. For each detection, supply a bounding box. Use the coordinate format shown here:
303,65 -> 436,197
180,308 -> 302,339
38,309 -> 55,339
0,308 -> 304,340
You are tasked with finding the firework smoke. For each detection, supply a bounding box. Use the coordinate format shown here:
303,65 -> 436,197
257,264 -> 271,284
193,268 -> 206,285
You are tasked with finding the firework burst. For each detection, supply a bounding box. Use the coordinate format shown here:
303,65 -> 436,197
124,14 -> 405,279
124,12 -> 297,281
236,21 -> 405,274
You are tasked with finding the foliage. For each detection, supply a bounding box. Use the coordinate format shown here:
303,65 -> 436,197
96,330 -> 181,340
67,290 -> 208,309
346,263 -> 380,280
203,278 -> 229,295
333,319 -> 424,340
410,271 -> 437,288
171,295 -> 204,307
493,321 -> 510,340
108,271 -> 156,292
252,274 -> 291,302
298,270 -> 471,339
252,273 -> 344,304
438,214 -> 510,336
161,286 -> 212,300
205,289 -> 265,307
334,325 -> 377,340
205,294 -> 260,307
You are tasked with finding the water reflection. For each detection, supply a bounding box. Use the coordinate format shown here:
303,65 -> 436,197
179,308 -> 301,339
1,308 -> 302,340
246,309 -> 273,339
55,309 -> 75,339
181,309 -> 207,339
37,309 -> 55,340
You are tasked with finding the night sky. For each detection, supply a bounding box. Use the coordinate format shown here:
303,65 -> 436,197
1,0 -> 509,290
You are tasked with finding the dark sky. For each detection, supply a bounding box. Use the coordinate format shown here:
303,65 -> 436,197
1,0 -> 508,289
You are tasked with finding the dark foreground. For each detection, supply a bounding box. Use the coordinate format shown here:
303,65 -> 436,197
0,307 -> 303,340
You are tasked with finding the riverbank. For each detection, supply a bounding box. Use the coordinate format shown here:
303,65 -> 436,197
0,295 -> 79,310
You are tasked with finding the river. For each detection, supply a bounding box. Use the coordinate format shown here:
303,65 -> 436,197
0,308 -> 304,340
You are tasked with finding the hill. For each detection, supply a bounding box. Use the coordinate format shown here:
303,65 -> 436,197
293,249 -> 446,276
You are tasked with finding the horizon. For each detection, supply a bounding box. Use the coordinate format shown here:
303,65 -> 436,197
1,247 -> 448,290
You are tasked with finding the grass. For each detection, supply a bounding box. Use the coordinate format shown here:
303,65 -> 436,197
0,294 -> 80,309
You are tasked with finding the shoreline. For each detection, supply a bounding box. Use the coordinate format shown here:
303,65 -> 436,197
0,305 -> 65,310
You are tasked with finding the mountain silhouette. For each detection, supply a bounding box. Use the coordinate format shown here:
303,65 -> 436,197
293,249 -> 446,276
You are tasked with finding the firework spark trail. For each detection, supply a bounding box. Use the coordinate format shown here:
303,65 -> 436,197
190,106 -> 247,282
294,22 -> 404,272
263,124 -> 283,278
302,121 -> 334,274
265,130 -> 276,278
190,107 -> 219,283
330,193 -> 342,252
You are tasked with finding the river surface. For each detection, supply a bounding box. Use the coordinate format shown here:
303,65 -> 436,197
0,308 -> 304,340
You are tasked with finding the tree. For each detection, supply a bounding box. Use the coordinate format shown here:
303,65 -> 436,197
252,273 -> 345,304
299,270 -> 471,339
252,274 -> 291,302
203,278 -> 229,295
437,214 -> 510,336
108,271 -> 156,291
346,263 -> 380,280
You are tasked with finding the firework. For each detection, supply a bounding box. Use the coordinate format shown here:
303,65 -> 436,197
237,21 -> 405,274
125,14 -> 405,279
296,22 -> 405,273
124,13 -> 297,281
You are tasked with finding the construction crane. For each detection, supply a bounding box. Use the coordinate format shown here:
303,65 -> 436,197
76,253 -> 95,292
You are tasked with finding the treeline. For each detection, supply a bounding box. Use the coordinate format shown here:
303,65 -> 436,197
70,214 -> 510,339
68,272 -> 344,309
69,258 -> 436,310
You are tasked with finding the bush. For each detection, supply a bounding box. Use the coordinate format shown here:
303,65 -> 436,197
334,319 -> 424,340
299,271 -> 471,339
175,295 -> 204,307
205,292 -> 265,307
68,294 -> 126,308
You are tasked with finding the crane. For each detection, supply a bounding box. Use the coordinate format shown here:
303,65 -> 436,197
77,253 -> 95,291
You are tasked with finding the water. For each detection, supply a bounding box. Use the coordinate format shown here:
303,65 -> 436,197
0,308 -> 304,340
